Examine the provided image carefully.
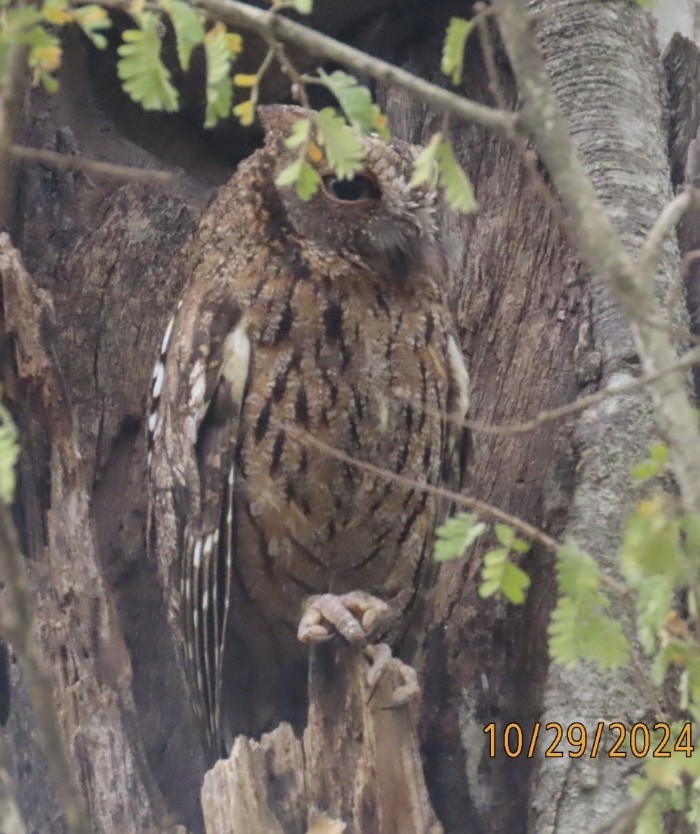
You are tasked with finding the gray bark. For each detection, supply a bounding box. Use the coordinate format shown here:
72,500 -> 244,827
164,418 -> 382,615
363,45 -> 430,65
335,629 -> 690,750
528,5 -> 682,833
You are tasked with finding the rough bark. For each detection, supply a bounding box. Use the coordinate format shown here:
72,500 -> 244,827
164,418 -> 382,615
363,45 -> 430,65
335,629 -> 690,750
202,646 -> 442,834
526,5 -> 686,833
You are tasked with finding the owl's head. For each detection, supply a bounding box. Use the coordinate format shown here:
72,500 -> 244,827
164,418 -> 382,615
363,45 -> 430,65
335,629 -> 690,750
258,105 -> 437,282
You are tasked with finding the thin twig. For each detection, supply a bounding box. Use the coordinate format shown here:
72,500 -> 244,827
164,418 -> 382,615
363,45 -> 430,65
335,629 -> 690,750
10,144 -> 174,184
638,187 -> 700,281
281,421 -> 559,551
405,343 -> 700,438
193,0 -> 520,136
0,504 -> 90,834
281,424 -> 629,597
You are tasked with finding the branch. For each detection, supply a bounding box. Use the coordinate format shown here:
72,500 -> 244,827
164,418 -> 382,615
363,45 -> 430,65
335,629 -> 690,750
282,422 -> 560,553
492,0 -> 700,515
192,0 -> 519,136
9,145 -> 175,184
419,344 -> 700,438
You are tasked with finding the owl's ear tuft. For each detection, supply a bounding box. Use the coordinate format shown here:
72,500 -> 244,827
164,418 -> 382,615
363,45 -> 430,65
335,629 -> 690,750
258,105 -> 311,146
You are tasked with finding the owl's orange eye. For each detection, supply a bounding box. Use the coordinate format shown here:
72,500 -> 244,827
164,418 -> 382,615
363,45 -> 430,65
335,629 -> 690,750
322,173 -> 381,204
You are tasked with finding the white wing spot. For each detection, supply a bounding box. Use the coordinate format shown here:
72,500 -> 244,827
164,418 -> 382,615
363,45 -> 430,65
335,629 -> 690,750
151,361 -> 165,399
160,316 -> 175,356
193,539 -> 203,569
228,464 -> 235,486
202,588 -> 209,611
147,410 -> 158,432
447,335 -> 470,418
220,319 -> 251,407
203,534 -> 214,557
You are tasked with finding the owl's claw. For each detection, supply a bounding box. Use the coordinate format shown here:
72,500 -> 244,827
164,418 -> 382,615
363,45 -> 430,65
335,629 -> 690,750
298,591 -> 391,645
365,642 -> 420,707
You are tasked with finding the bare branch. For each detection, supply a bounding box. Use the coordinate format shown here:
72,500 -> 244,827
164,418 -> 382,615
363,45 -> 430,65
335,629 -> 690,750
192,0 -> 520,136
409,344 -> 700,438
10,144 -> 175,184
639,187 -> 700,280
282,422 -> 560,553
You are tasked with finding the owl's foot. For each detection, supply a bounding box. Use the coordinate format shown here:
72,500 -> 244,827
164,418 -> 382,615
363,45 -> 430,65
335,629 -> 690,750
365,642 -> 420,707
297,591 -> 391,645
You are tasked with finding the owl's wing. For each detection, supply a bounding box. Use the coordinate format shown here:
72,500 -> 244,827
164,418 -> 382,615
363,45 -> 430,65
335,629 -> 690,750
443,333 -> 471,493
149,295 -> 250,759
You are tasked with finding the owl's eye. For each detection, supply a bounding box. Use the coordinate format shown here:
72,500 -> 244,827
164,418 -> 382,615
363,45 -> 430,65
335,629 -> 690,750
322,173 -> 381,204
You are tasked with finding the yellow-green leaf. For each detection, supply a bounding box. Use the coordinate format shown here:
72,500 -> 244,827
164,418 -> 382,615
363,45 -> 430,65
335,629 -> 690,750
72,4 -> 111,50
162,0 -> 204,71
434,512 -> 486,562
284,117 -> 311,149
204,23 -> 234,127
441,17 -> 472,86
0,389 -> 19,504
438,140 -> 477,213
313,108 -> 363,180
317,69 -> 376,134
117,13 -> 179,112
410,132 -> 441,188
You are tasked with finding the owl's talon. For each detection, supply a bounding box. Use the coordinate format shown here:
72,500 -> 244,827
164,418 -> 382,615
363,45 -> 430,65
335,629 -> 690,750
365,642 -> 420,707
298,591 -> 391,645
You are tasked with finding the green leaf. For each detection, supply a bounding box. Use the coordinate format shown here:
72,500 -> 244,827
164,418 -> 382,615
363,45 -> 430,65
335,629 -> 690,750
163,0 -> 204,71
548,595 -> 629,669
434,512 -> 486,562
291,0 -> 313,12
317,69 -> 377,134
479,547 -> 531,604
313,108 -> 364,180
556,539 -> 600,596
71,5 -> 111,50
284,117 -> 312,149
494,523 -> 515,548
437,141 -> 477,213
635,575 -> 674,654
0,389 -> 19,504
441,16 -> 472,85
410,133 -> 441,189
117,13 -> 179,112
275,158 -> 322,201
621,497 -> 682,582
204,24 -> 234,127
631,441 -> 669,481
295,160 -> 322,200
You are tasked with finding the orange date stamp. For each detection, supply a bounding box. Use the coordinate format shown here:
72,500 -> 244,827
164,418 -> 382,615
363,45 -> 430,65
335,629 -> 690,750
483,721 -> 694,759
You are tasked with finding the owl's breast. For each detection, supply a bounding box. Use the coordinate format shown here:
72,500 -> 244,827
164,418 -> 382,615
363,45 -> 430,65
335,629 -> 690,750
230,268 -> 452,628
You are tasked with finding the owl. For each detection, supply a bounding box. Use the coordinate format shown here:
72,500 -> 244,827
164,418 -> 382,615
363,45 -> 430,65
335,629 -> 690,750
147,105 -> 470,762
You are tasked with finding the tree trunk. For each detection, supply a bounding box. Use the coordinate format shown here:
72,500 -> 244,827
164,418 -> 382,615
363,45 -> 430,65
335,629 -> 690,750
0,4 -> 693,834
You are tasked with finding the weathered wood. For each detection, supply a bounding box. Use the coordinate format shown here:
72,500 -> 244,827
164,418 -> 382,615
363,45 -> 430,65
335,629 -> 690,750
202,646 -> 444,834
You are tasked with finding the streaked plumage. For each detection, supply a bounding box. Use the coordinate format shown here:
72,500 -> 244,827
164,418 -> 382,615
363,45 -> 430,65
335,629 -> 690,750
147,105 -> 470,761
